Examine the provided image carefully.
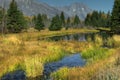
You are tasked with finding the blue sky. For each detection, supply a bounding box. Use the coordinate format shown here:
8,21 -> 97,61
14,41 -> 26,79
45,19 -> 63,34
38,0 -> 114,13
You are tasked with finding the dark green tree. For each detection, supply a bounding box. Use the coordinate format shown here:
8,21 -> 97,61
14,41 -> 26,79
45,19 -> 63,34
106,11 -> 111,27
98,11 -> 106,27
111,0 -> 120,32
7,0 -> 27,33
85,11 -> 110,28
85,13 -> 92,26
34,14 -> 45,31
49,14 -> 62,31
66,17 -> 71,30
60,12 -> 65,26
91,11 -> 99,27
73,15 -> 80,26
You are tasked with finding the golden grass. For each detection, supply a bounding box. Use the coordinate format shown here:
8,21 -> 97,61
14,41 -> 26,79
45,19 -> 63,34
112,35 -> 120,47
0,29 -> 97,78
113,35 -> 120,42
5,28 -> 98,41
0,29 -> 120,79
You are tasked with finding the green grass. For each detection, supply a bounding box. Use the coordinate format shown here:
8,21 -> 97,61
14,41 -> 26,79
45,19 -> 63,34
51,48 -> 116,80
81,48 -> 110,61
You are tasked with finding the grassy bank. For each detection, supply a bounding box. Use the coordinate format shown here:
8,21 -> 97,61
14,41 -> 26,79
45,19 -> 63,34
0,39 -> 68,78
0,39 -> 93,78
51,48 -> 116,80
51,35 -> 120,80
1,28 -> 98,41
0,29 -> 120,80
0,29 -> 98,78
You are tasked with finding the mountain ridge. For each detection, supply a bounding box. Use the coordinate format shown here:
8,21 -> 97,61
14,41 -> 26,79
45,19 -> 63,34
0,0 -> 92,19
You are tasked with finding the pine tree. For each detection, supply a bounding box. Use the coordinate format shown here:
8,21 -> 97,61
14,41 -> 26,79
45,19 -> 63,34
85,11 -> 110,28
73,15 -> 80,26
91,11 -> 99,27
34,14 -> 45,31
7,0 -> 27,33
85,13 -> 91,26
60,12 -> 65,26
106,11 -> 111,27
66,17 -> 71,30
111,0 -> 120,32
49,14 -> 62,31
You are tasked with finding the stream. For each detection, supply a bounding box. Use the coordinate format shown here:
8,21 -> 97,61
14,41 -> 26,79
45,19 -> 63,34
43,54 -> 86,78
1,54 -> 86,80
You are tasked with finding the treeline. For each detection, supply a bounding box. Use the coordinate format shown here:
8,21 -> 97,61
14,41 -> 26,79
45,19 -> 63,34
85,11 -> 111,28
111,0 -> 120,33
0,0 -> 82,33
33,12 -> 82,31
0,0 -> 120,33
85,0 -> 120,33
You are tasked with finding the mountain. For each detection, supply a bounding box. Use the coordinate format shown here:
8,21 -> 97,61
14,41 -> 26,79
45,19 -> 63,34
0,0 -> 61,18
58,3 -> 92,20
0,0 -> 92,19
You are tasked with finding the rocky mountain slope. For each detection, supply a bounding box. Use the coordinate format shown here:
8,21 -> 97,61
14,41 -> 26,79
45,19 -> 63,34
58,3 -> 92,20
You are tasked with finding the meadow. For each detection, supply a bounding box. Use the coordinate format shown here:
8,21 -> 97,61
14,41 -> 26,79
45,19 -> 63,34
0,28 -> 120,80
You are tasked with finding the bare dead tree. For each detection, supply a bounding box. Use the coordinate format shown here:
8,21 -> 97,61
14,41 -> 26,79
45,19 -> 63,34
1,0 -> 6,36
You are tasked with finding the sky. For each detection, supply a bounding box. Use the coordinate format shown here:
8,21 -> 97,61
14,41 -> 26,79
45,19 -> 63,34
38,0 -> 114,13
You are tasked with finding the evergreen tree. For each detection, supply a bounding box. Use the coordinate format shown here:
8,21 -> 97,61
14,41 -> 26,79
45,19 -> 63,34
7,0 -> 27,33
73,15 -> 80,26
60,12 -> 65,26
91,11 -> 99,27
98,11 -> 106,27
111,0 -> 120,32
85,11 -> 110,28
34,14 -> 45,31
66,17 -> 71,30
85,13 -> 91,26
49,14 -> 62,31
106,11 -> 111,27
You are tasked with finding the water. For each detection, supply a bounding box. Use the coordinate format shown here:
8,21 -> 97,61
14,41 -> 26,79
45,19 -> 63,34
44,33 -> 89,41
43,54 -> 86,76
47,34 -> 87,41
1,70 -> 26,80
43,32 -> 113,43
1,54 -> 85,80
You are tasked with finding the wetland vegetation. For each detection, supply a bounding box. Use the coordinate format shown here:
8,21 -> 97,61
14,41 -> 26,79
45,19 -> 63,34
0,0 -> 120,80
